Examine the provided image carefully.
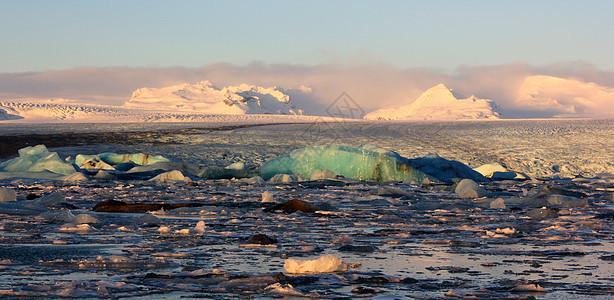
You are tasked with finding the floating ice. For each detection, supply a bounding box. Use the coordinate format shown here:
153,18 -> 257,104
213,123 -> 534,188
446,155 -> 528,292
283,254 -> 351,274
193,220 -> 206,233
474,162 -> 528,180
225,162 -> 246,170
148,170 -> 192,184
74,214 -> 100,224
75,152 -> 170,168
62,172 -> 89,182
261,191 -> 276,203
261,145 -> 435,182
310,169 -> 336,180
0,187 -> 16,202
0,145 -> 76,175
268,173 -> 302,183
455,179 -> 487,198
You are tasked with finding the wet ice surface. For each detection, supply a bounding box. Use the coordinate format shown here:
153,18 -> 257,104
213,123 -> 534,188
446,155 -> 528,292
1,120 -> 614,299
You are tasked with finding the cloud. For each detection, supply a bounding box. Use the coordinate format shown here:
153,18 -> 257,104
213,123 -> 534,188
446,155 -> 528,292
1,61 -> 613,118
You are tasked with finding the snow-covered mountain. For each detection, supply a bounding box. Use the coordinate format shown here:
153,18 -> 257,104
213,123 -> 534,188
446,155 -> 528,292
125,81 -> 304,115
364,84 -> 501,120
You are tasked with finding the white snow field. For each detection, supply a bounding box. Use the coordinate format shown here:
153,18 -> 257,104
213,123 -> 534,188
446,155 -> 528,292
0,119 -> 613,299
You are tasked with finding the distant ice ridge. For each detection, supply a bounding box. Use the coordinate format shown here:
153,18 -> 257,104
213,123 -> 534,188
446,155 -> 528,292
125,80 -> 304,115
364,84 -> 501,120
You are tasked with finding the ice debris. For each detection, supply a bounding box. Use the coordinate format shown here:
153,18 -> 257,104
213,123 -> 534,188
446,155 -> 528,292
455,179 -> 487,198
283,254 -> 354,274
225,162 -> 246,170
261,145 -> 436,182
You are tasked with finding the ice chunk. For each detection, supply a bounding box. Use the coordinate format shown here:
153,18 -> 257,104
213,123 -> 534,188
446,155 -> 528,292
0,187 -> 16,202
269,173 -> 302,183
74,214 -> 100,224
93,170 -> 115,180
543,194 -> 588,208
0,145 -> 76,175
0,170 -> 65,180
455,179 -> 487,198
406,153 -> 488,182
41,210 -> 75,222
264,283 -> 305,296
310,169 -> 336,180
283,254 -> 350,274
261,145 -> 435,182
62,172 -> 89,182
261,191 -> 276,203
489,198 -> 506,209
193,220 -> 206,233
79,158 -> 115,170
473,162 -> 507,177
239,176 -> 265,185
34,193 -> 65,206
134,214 -> 162,225
148,170 -> 192,184
75,152 -> 170,168
225,162 -> 246,170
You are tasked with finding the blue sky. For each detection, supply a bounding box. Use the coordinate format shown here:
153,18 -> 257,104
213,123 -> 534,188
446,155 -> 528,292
2,0 -> 614,73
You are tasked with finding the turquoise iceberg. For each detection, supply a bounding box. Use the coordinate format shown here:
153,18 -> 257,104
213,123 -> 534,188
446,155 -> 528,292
0,145 -> 76,176
261,145 -> 436,182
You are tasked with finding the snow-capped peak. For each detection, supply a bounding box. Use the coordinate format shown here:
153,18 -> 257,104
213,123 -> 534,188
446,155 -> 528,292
125,81 -> 303,115
364,84 -> 501,120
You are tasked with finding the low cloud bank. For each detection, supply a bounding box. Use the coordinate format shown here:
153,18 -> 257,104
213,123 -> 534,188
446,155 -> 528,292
1,61 -> 613,118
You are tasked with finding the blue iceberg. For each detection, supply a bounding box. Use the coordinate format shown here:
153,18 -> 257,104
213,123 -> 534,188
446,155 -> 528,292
261,145 -> 436,182
0,145 -> 76,176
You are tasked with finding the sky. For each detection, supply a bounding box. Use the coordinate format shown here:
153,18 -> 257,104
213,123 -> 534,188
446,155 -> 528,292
2,0 -> 614,73
1,1 -> 614,118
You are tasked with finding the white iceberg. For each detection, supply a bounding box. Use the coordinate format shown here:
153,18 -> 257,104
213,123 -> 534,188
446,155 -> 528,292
283,254 -> 350,274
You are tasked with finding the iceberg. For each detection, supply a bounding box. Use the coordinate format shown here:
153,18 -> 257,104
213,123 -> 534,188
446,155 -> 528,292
359,144 -> 487,182
0,145 -> 76,176
75,152 -> 170,169
261,145 -> 436,182
283,254 -> 350,274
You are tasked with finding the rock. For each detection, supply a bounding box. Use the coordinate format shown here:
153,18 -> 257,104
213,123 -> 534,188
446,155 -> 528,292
263,199 -> 319,213
533,185 -> 587,198
246,234 -> 277,245
455,179 -> 487,198
0,187 -> 16,202
527,208 -> 558,220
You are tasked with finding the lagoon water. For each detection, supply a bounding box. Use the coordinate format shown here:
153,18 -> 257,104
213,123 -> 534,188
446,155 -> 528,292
0,119 -> 613,298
